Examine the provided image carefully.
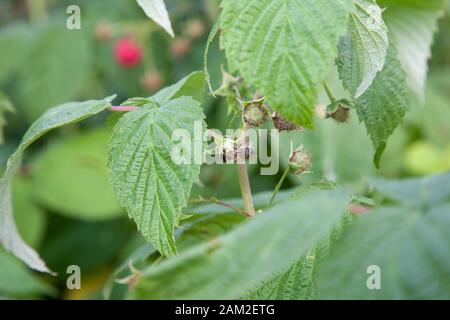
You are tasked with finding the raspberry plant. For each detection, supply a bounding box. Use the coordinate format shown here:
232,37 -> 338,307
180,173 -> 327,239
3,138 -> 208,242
0,0 -> 449,299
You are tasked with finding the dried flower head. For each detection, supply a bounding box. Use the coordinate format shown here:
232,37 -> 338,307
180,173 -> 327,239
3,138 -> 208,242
289,144 -> 311,176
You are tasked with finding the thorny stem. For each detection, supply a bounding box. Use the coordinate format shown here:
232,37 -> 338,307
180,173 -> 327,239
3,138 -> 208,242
269,167 -> 290,206
323,82 -> 336,104
237,124 -> 256,217
109,106 -> 139,112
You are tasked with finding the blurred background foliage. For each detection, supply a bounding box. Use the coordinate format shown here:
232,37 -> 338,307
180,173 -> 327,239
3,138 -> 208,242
0,0 -> 449,299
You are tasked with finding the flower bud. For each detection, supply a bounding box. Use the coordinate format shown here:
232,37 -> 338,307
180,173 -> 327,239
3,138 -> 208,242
243,100 -> 268,127
289,145 -> 311,176
325,99 -> 352,123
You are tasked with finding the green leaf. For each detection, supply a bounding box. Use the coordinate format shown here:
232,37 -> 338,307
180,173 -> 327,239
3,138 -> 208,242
243,187 -> 353,300
378,0 -> 447,99
204,17 -> 222,94
131,189 -> 350,299
370,172 -> 450,208
338,0 -> 388,98
340,46 -> 409,167
0,92 -> 15,145
13,177 -> 46,249
108,97 -> 206,257
0,250 -> 54,298
32,129 -> 122,220
219,0 -> 354,127
15,23 -> 91,121
136,0 -> 174,37
150,71 -> 206,104
0,96 -> 115,274
316,174 -> 450,299
0,24 -> 33,86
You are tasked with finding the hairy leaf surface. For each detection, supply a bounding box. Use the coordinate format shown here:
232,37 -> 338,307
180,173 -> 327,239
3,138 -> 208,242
219,0 -> 354,127
340,46 -> 409,167
108,97 -> 206,256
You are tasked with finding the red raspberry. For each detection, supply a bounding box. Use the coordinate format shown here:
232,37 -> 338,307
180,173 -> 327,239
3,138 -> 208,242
114,38 -> 142,68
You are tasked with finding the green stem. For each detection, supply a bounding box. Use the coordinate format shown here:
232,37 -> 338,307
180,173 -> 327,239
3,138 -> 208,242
323,82 -> 336,104
269,167 -> 290,206
237,124 -> 256,217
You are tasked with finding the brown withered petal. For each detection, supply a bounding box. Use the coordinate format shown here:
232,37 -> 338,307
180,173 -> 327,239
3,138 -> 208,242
272,112 -> 303,132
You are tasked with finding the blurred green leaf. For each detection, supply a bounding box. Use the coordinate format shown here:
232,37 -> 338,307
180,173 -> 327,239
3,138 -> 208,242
41,218 -> 130,277
32,129 -> 122,220
132,189 -> 350,299
0,96 -> 114,273
370,172 -> 450,208
13,177 -> 46,249
316,198 -> 450,299
0,250 -> 54,298
15,23 -> 91,121
0,24 -> 33,86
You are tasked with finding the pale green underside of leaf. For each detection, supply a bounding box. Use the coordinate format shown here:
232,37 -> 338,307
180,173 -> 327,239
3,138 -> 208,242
136,0 -> 174,37
378,0 -> 446,99
0,96 -> 115,274
340,44 -> 409,167
151,71 -> 205,104
316,173 -> 450,299
219,0 -> 354,128
370,172 -> 450,208
131,189 -> 350,299
108,97 -> 206,257
339,0 -> 388,98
